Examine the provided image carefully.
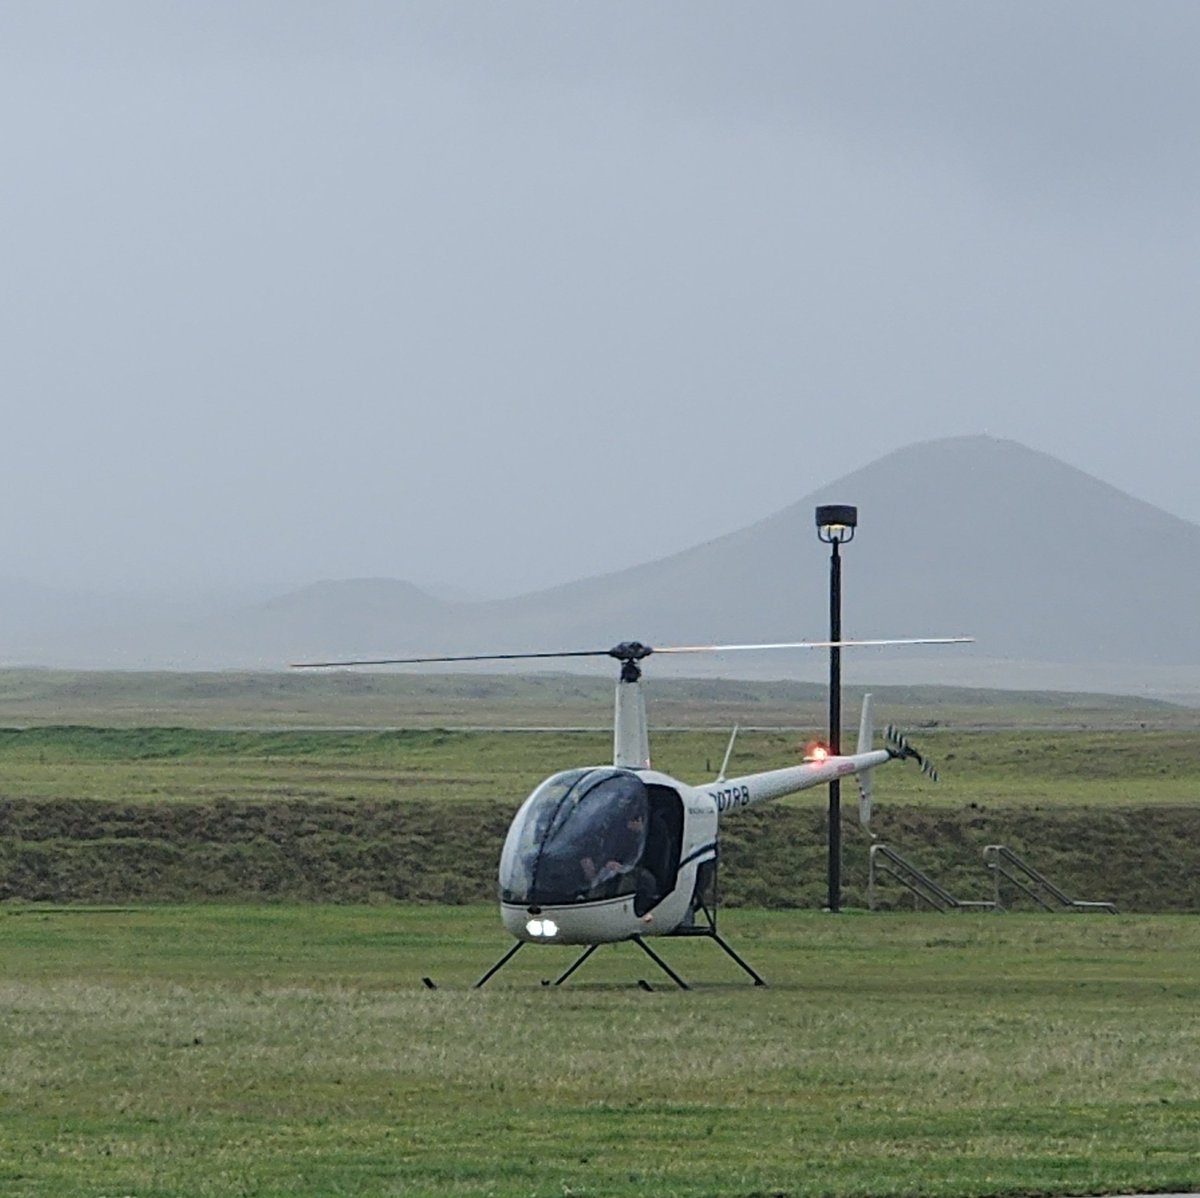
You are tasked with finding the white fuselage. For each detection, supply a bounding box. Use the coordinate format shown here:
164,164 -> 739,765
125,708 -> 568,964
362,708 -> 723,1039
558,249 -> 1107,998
501,766 -> 716,944
500,746 -> 891,946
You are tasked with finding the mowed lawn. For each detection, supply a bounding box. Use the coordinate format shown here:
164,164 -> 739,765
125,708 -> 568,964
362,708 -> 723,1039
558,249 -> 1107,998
2,904 -> 1198,1197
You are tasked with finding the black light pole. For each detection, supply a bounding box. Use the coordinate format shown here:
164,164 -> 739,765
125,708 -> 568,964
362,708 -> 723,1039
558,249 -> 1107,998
815,504 -> 857,913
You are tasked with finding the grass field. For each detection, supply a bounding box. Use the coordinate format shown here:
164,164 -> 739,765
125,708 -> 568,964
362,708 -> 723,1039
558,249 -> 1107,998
2,673 -> 1199,1193
2,903 -> 1199,1197
2,724 -> 1200,807
1,668 -> 1196,730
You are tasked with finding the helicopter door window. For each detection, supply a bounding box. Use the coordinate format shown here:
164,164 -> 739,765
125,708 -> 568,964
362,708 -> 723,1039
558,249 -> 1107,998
635,788 -> 684,916
498,768 -> 590,904
539,771 -> 648,902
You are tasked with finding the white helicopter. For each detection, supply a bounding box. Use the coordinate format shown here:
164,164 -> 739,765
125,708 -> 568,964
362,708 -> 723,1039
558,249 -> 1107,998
295,635 -> 968,989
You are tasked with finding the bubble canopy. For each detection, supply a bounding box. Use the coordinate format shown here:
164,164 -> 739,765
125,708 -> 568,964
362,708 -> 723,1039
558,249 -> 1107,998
499,768 -> 650,906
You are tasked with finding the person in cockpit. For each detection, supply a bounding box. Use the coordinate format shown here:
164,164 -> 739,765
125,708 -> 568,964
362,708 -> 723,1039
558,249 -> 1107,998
581,807 -> 645,889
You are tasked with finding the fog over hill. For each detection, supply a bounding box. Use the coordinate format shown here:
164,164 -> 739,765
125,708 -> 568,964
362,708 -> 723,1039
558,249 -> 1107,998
3,436 -> 1198,699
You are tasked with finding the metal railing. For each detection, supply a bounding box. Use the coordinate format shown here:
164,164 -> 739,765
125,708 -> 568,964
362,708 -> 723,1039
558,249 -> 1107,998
983,844 -> 1118,913
868,844 -> 995,912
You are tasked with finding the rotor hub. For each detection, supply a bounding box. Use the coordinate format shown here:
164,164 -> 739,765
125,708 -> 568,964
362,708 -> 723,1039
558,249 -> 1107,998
607,641 -> 653,662
608,641 -> 652,683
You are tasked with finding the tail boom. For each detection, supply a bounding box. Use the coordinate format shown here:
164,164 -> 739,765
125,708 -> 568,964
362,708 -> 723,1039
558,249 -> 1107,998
711,748 -> 892,815
705,695 -> 939,818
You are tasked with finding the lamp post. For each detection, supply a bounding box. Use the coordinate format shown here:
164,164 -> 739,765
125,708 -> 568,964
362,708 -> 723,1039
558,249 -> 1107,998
815,503 -> 857,913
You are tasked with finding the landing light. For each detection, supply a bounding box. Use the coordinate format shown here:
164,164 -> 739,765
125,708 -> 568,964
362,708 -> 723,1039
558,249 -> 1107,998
526,919 -> 559,938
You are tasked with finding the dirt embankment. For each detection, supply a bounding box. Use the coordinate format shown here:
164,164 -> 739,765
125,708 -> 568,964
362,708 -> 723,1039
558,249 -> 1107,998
2,799 -> 1197,911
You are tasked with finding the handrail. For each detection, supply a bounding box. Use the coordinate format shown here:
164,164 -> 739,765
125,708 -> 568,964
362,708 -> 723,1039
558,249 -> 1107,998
868,844 -> 994,912
983,844 -> 1117,914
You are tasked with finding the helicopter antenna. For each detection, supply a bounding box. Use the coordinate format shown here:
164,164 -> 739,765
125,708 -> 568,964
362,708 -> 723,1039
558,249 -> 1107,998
716,724 -> 740,783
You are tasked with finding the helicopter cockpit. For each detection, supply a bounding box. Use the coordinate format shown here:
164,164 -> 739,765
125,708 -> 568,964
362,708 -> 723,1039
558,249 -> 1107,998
499,768 -> 656,907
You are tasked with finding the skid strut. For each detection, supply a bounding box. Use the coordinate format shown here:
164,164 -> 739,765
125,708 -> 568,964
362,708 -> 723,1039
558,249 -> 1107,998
550,943 -> 602,986
473,940 -> 524,989
706,930 -> 767,986
630,935 -> 691,990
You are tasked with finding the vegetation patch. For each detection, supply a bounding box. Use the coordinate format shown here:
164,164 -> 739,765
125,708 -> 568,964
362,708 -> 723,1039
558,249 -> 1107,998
2,795 -> 1197,910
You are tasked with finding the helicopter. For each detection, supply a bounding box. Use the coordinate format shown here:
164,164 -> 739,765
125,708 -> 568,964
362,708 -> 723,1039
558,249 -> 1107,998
294,634 -> 969,989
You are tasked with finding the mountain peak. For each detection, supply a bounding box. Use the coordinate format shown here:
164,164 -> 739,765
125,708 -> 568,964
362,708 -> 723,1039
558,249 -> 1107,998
5,437 -> 1199,697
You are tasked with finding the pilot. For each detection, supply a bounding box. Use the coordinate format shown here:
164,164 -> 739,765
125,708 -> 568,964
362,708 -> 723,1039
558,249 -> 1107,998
581,808 -> 645,888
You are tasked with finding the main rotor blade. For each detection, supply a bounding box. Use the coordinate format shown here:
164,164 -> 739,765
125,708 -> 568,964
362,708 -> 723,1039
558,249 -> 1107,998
291,636 -> 973,669
652,637 -> 974,654
291,648 -> 612,669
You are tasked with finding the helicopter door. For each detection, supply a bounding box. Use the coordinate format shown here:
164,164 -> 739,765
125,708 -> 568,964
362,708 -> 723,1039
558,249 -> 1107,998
635,786 -> 684,917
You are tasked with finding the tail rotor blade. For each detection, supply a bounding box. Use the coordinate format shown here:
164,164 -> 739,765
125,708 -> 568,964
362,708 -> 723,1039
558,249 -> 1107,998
885,724 -> 939,783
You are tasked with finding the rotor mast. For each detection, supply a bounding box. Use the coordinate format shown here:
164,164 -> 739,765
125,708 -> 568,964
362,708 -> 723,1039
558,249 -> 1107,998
610,642 -> 652,770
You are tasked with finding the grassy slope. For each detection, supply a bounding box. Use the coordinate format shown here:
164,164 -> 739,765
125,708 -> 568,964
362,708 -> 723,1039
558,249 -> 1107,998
1,726 -> 1198,909
2,904 -> 1199,1198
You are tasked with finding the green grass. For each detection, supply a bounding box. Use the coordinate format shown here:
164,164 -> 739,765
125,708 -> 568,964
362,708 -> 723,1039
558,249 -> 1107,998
1,724 -> 1198,807
1,675 -> 1197,1191
2,904 -> 1199,1196
0,726 -> 611,804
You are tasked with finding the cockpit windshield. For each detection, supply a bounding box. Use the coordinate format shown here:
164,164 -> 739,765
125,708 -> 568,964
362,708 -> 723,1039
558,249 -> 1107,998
499,768 -> 649,905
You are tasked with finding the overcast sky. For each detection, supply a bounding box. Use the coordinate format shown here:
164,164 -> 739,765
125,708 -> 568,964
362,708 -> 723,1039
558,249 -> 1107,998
4,1 -> 1199,600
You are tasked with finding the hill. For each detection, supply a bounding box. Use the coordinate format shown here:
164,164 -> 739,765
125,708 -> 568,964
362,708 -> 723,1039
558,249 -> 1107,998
216,435 -> 1200,697
3,436 -> 1199,697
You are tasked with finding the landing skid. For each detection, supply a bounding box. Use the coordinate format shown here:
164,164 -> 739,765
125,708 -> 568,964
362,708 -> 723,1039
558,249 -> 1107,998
474,863 -> 767,990
472,923 -> 766,990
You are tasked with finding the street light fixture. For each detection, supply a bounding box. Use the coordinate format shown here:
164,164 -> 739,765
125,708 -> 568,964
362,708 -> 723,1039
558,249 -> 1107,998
815,504 -> 858,912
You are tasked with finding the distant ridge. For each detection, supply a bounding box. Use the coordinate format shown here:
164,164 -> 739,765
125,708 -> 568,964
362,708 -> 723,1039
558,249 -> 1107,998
3,436 -> 1199,698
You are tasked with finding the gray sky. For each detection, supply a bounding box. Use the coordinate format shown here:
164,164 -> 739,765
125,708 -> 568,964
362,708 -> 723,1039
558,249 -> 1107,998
4,1 -> 1199,600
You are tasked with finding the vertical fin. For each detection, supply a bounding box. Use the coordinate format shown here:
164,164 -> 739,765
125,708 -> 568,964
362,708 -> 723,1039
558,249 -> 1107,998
856,692 -> 874,755
856,693 -> 875,834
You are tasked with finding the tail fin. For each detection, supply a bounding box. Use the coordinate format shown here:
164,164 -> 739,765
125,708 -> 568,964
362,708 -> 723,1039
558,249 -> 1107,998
856,693 -> 875,755
855,693 -> 875,833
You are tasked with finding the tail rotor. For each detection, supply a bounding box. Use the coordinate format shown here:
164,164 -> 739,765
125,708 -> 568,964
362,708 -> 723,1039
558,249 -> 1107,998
884,724 -> 940,782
